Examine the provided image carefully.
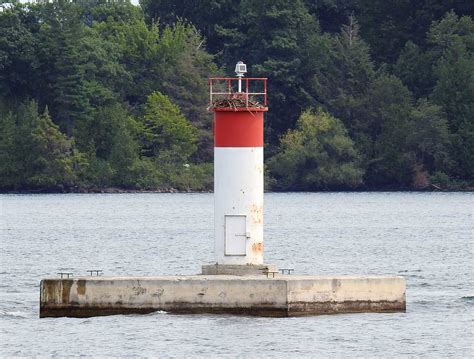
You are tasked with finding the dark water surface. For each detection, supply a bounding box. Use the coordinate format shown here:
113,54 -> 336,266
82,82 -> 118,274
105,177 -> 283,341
0,192 -> 472,357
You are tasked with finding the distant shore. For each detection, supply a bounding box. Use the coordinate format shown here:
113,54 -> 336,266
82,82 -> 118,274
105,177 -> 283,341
2,185 -> 472,194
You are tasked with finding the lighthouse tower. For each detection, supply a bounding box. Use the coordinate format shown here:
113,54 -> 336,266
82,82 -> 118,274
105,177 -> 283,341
203,62 -> 275,275
40,64 -> 407,318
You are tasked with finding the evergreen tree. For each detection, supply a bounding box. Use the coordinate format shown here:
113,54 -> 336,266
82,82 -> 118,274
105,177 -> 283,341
0,110 -> 18,188
108,117 -> 141,187
0,100 -> 78,190
0,3 -> 38,100
139,91 -> 197,163
394,41 -> 436,99
140,0 -> 241,58
407,99 -> 451,180
29,107 -> 77,189
11,100 -> 41,188
356,0 -> 473,64
429,12 -> 474,180
303,0 -> 358,33
35,0 -> 92,137
313,16 -> 374,134
358,75 -> 414,188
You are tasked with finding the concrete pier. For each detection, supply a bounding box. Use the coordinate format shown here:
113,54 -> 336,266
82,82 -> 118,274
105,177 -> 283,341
40,275 -> 406,318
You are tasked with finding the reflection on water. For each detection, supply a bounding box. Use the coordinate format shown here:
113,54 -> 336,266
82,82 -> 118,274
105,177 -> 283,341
0,192 -> 473,357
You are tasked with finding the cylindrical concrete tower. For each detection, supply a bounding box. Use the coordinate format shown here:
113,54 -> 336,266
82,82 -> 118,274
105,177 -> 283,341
209,66 -> 268,267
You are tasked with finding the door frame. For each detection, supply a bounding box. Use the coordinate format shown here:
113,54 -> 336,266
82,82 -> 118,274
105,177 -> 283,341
224,214 -> 247,256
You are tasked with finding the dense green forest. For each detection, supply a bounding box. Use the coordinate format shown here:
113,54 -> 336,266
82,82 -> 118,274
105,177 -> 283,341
0,0 -> 473,192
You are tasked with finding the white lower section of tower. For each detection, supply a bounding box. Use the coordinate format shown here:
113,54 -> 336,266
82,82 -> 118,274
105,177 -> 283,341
214,147 -> 264,265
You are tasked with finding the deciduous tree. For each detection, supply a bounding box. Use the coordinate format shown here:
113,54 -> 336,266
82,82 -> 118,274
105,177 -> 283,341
268,108 -> 363,190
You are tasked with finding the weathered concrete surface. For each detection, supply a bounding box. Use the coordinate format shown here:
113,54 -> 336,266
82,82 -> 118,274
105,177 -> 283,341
286,276 -> 406,315
201,264 -> 277,276
40,275 -> 406,318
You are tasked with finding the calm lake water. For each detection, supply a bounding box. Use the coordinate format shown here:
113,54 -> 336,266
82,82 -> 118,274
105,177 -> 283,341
0,192 -> 473,358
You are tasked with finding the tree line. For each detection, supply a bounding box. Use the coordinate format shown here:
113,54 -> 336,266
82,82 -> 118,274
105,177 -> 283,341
0,0 -> 473,191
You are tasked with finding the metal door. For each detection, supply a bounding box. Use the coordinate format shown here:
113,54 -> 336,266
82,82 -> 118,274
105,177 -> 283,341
225,215 -> 247,256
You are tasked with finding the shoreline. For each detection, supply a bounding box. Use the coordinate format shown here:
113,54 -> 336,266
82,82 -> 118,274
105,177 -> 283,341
1,186 -> 472,195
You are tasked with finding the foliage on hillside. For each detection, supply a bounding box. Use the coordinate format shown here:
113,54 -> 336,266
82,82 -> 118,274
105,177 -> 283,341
268,108 -> 363,190
0,0 -> 216,191
0,0 -> 473,191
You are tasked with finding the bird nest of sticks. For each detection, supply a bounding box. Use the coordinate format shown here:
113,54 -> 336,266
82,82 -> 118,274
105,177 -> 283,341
210,96 -> 264,109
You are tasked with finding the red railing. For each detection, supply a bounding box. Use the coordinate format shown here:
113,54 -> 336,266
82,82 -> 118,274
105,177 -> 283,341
209,77 -> 267,108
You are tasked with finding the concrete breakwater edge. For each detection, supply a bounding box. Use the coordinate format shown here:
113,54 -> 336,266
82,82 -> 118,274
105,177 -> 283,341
40,275 -> 406,318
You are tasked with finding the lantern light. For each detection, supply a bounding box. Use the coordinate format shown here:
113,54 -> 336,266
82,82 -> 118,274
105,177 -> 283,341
235,61 -> 247,92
